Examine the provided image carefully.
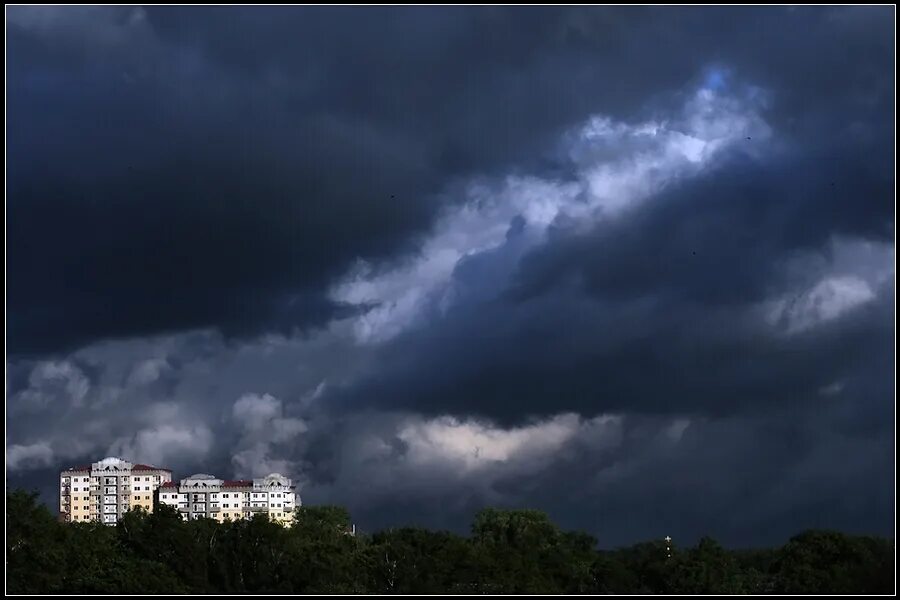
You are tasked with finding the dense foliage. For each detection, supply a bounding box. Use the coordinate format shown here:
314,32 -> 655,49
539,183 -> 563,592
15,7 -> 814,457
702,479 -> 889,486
6,489 -> 894,594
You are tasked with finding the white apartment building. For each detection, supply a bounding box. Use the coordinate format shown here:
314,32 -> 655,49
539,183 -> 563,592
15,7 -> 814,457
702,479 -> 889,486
157,472 -> 300,525
59,456 -> 172,525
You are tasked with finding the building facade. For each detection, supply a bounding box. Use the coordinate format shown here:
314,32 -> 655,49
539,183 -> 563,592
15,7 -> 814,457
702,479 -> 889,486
157,472 -> 299,525
59,457 -> 172,525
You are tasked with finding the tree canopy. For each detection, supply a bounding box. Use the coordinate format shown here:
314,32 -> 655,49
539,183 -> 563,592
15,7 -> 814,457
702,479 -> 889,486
6,489 -> 894,594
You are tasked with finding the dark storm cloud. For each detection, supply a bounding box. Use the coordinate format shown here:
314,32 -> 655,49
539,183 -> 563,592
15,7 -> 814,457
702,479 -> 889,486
514,147 -> 893,306
12,6 -> 891,355
316,5 -> 892,424
290,389 -> 892,548
503,410 -> 894,548
332,265 -> 892,423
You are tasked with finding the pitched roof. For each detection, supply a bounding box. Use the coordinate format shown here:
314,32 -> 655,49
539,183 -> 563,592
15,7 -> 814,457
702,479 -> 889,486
132,464 -> 172,472
161,480 -> 254,490
222,480 -> 254,488
62,463 -> 172,473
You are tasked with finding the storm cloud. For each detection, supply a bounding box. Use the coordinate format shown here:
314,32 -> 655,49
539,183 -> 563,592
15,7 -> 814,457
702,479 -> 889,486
6,6 -> 894,548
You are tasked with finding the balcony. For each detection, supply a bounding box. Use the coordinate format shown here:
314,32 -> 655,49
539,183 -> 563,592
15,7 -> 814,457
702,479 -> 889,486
248,506 -> 268,512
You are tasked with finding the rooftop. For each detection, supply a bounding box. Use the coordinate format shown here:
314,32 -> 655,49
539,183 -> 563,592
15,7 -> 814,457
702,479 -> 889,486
161,479 -> 255,489
62,462 -> 172,473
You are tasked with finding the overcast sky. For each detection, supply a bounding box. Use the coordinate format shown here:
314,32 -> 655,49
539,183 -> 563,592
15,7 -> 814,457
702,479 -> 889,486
6,6 -> 895,548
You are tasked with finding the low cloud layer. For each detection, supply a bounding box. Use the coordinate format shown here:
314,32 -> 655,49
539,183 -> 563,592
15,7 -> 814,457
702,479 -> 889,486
7,6 -> 894,547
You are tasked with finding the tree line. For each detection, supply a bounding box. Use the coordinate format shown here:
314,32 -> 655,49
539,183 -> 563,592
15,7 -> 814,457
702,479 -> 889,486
6,489 -> 894,594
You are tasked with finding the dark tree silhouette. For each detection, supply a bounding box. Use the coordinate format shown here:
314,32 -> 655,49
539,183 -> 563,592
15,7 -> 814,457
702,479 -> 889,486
6,489 -> 894,594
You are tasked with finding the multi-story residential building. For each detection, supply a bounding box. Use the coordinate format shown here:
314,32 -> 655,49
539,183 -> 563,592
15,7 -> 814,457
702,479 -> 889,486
59,456 -> 172,525
157,472 -> 299,525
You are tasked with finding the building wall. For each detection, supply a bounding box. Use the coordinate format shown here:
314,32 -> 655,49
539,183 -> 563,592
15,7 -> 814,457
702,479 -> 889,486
218,488 -> 250,522
61,461 -> 298,526
60,471 -> 91,523
59,457 -> 171,525
159,473 -> 298,526
130,471 -> 170,512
